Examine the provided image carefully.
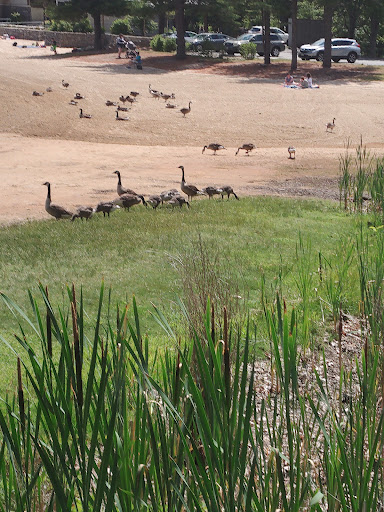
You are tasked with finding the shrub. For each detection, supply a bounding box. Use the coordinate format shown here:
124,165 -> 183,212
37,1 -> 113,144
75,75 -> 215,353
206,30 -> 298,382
239,42 -> 257,59
10,11 -> 21,22
163,37 -> 176,52
72,17 -> 93,33
150,34 -> 164,51
49,19 -> 73,32
110,17 -> 132,35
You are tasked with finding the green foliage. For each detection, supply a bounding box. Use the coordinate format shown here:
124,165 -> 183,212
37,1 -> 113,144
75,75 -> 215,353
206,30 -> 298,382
72,17 -> 93,33
150,33 -> 164,51
239,42 -> 257,59
163,36 -> 177,52
48,19 -> 73,32
110,16 -> 132,35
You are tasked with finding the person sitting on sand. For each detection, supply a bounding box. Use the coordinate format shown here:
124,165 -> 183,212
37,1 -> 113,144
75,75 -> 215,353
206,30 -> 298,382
300,76 -> 309,88
306,72 -> 320,88
284,71 -> 295,86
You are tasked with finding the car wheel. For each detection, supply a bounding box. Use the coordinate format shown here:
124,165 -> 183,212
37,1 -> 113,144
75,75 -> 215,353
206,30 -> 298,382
271,47 -> 280,57
258,52 -> 264,57
347,51 -> 357,63
197,44 -> 203,52
316,52 -> 324,62
332,57 -> 341,62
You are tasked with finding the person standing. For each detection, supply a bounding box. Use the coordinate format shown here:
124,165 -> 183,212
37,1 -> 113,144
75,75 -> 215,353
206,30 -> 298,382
116,34 -> 126,59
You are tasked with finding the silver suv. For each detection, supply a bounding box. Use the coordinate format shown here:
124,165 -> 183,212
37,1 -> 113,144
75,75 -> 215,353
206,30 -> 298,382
298,38 -> 361,63
225,33 -> 285,56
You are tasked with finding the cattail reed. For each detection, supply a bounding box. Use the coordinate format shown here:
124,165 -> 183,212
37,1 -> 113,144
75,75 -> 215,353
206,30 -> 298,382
71,300 -> 83,410
338,304 -> 343,420
45,286 -> 52,357
223,307 -> 230,408
17,358 -> 25,433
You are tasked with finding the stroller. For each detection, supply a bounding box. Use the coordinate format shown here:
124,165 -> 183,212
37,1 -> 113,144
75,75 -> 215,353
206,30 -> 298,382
125,40 -> 138,59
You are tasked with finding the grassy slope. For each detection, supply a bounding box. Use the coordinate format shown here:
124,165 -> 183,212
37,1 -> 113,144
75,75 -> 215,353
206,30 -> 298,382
0,196 -> 360,394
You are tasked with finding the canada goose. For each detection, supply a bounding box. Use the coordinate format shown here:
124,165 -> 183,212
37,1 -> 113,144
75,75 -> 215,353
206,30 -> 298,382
288,146 -> 296,159
106,100 -> 117,106
202,143 -> 226,155
130,91 -> 139,98
95,201 -> 120,217
147,195 -> 162,209
221,185 -> 239,201
326,118 -> 336,132
69,100 -> 78,106
119,95 -> 128,103
43,182 -> 73,220
113,193 -> 146,210
180,101 -> 192,118
125,96 -> 135,105
32,91 -> 44,96
113,170 -> 138,196
71,206 -> 94,221
202,186 -> 223,199
169,196 -> 190,208
117,104 -> 129,112
160,189 -> 180,203
235,143 -> 255,156
179,165 -> 203,201
149,84 -> 160,98
75,93 -> 84,99
62,80 -> 69,88
46,87 -> 53,92
79,108 -> 92,119
161,92 -> 175,101
165,103 -> 178,109
115,110 -> 129,121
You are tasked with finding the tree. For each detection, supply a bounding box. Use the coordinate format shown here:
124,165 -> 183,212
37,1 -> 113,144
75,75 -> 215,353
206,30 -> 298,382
322,0 -> 337,68
290,0 -> 297,70
57,0 -> 129,50
175,0 -> 186,58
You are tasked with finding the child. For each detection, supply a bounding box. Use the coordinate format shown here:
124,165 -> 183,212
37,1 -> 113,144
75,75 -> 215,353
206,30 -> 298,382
306,73 -> 320,88
135,52 -> 142,70
51,40 -> 57,54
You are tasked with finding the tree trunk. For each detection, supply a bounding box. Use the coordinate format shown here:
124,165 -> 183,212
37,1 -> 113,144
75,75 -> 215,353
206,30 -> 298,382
290,0 -> 298,70
323,2 -> 333,69
93,12 -> 103,51
369,16 -> 379,58
158,12 -> 166,34
175,0 -> 186,59
263,8 -> 270,65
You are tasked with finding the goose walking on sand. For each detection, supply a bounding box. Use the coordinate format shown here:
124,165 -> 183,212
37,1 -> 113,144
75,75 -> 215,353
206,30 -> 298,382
43,182 -> 73,219
326,118 -> 336,132
288,146 -> 296,159
62,80 -> 69,88
235,143 -> 255,156
180,101 -> 192,118
115,110 -> 129,121
202,143 -> 226,155
179,165 -> 204,201
79,108 -> 92,119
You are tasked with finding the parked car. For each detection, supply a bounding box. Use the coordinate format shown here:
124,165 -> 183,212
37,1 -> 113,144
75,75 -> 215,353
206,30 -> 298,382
248,26 -> 289,44
298,38 -> 361,63
224,33 -> 285,57
164,31 -> 198,43
190,32 -> 232,51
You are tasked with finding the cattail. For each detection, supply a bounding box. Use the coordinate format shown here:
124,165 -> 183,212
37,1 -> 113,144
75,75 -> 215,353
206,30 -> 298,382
211,302 -> 215,342
338,304 -> 343,420
71,300 -> 83,410
17,358 -> 25,433
46,286 -> 52,357
223,307 -> 230,408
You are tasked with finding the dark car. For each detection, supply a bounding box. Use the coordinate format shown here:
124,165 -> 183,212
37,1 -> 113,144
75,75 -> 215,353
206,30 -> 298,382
224,33 -> 285,57
190,33 -> 232,51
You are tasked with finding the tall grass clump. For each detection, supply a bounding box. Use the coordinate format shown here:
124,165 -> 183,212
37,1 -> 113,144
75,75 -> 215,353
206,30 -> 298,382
0,275 -> 383,510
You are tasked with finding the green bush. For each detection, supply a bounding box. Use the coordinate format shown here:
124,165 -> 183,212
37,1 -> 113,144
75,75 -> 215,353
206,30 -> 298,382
150,34 -> 164,51
110,17 -> 132,35
163,37 -> 177,52
10,11 -> 21,22
72,17 -> 93,33
49,19 -> 73,32
239,42 -> 257,59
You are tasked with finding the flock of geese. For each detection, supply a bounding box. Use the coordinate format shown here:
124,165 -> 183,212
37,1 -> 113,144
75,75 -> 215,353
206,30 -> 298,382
43,168 -> 240,221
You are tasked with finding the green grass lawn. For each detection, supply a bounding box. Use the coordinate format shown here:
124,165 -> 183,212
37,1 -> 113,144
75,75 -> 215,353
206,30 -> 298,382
0,196 -> 362,395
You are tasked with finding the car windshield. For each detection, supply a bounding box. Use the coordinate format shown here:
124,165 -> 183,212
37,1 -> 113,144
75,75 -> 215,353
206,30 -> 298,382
195,34 -> 207,40
237,34 -> 253,41
312,38 -> 324,46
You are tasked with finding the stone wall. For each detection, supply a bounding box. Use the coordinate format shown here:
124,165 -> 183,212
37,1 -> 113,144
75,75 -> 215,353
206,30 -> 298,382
0,25 -> 151,49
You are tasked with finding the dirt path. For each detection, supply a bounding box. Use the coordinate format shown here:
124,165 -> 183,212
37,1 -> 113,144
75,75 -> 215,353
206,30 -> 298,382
1,39 -> 384,224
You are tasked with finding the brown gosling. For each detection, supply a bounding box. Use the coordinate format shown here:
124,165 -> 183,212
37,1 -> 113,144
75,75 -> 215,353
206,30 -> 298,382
202,143 -> 226,155
95,202 -> 120,217
113,193 -> 146,210
106,100 -> 117,106
130,91 -> 140,98
202,186 -> 223,199
180,101 -> 192,118
79,108 -> 92,119
147,195 -> 162,209
326,118 -> 336,132
69,100 -> 78,106
160,189 -> 180,203
165,103 -> 178,109
117,104 -> 129,112
119,95 -> 128,103
62,80 -> 69,88
46,87 -> 53,92
32,91 -> 44,96
71,206 -> 95,221
75,93 -> 84,99
169,196 -> 190,208
288,146 -> 296,159
161,92 -> 175,101
235,143 -> 255,156
220,185 -> 239,201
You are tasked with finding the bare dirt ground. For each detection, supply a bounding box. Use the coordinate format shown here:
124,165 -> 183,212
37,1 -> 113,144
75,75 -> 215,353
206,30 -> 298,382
1,39 -> 384,224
